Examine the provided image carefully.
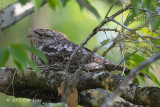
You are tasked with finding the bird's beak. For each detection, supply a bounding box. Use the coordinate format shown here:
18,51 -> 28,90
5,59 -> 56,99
27,31 -> 37,39
27,34 -> 34,38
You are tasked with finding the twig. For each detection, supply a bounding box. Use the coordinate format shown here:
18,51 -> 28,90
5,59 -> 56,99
130,7 -> 160,17
65,4 -> 132,72
101,8 -> 132,57
119,42 -> 126,75
124,9 -> 132,25
98,28 -> 120,33
102,32 -> 121,57
102,52 -> 160,107
111,4 -> 131,18
65,19 -> 107,72
119,50 -> 138,65
119,3 -> 126,75
131,35 -> 160,41
105,0 -> 117,17
110,18 -> 160,48
62,46 -> 103,104
5,70 -> 17,96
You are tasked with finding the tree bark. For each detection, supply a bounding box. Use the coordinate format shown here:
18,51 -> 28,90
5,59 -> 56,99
0,67 -> 159,106
0,1 -> 46,30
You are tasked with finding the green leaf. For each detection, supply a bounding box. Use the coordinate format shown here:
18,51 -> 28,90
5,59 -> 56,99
125,12 -> 136,26
60,0 -> 69,7
100,39 -> 109,46
131,0 -> 142,9
47,0 -> 60,10
6,44 -> 41,77
133,77 -> 140,84
132,54 -> 145,63
148,71 -> 160,86
14,60 -> 23,76
28,60 -> 40,77
142,0 -> 152,9
19,0 -> 28,5
31,0 -> 43,13
126,60 -> 137,67
139,69 -> 147,81
125,9 -> 141,26
76,0 -> 83,10
76,0 -> 100,19
9,44 -> 28,67
151,16 -> 160,30
21,44 -> 48,65
0,48 -> 9,67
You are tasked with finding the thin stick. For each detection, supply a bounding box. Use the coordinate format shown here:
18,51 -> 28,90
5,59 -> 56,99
105,0 -> 117,17
110,18 -> 160,48
119,50 -> 138,65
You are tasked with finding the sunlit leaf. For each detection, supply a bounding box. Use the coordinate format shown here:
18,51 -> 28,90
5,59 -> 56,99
0,48 -> 9,67
131,0 -> 142,9
126,60 -> 137,68
151,16 -> 160,30
100,39 -> 109,46
47,0 -> 60,10
148,71 -> 160,86
21,44 -> 48,65
125,10 -> 141,25
76,0 -> 100,19
132,54 -> 145,63
133,77 -> 140,84
142,0 -> 153,9
31,0 -> 43,13
139,69 -> 148,81
60,0 -> 69,7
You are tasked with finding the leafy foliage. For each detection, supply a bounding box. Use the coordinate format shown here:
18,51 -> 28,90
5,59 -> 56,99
21,44 -> 48,65
126,53 -> 160,85
0,48 -> 9,67
0,44 -> 48,76
46,0 -> 60,10
60,0 -> 70,7
151,16 -> 160,30
30,0 -> 100,19
31,0 -> 43,13
19,0 -> 27,5
100,39 -> 110,46
76,0 -> 100,19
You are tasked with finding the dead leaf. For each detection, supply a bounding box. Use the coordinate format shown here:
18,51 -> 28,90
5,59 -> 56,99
66,86 -> 78,107
57,80 -> 66,96
57,80 -> 78,107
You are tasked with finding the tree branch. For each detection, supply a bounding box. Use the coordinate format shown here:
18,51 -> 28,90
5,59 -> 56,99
0,1 -> 46,30
0,67 -> 160,106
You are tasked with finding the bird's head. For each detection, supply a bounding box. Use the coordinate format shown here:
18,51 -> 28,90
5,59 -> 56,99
27,29 -> 68,47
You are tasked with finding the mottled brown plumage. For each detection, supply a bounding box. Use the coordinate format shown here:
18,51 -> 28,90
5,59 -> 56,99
27,29 -> 150,78
27,29 -> 115,72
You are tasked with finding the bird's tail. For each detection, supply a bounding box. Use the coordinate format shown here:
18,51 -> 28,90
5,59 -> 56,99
84,62 -> 150,78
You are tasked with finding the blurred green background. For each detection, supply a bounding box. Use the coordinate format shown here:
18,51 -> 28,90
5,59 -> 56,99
0,0 -> 160,107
